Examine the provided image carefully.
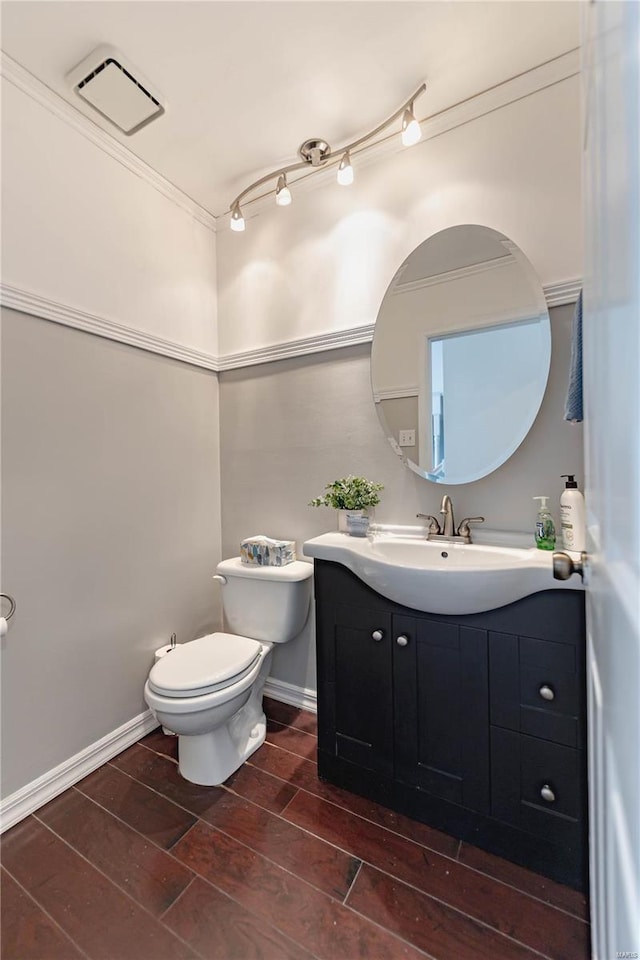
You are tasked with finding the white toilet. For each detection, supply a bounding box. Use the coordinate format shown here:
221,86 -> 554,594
143,557 -> 313,786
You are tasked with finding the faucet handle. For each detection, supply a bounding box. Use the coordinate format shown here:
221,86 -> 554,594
457,517 -> 485,539
416,513 -> 441,535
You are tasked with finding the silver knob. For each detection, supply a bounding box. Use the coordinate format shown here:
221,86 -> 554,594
372,630 -> 384,642
396,635 -> 409,647
553,551 -> 587,582
540,784 -> 556,803
539,684 -> 555,701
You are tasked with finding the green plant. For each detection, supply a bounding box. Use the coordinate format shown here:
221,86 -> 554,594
309,475 -> 384,511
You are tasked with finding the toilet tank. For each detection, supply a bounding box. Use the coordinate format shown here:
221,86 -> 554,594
216,558 -> 312,643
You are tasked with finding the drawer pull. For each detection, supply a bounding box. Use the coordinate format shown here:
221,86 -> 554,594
540,783 -> 556,803
372,630 -> 384,642
539,684 -> 555,702
396,635 -> 409,647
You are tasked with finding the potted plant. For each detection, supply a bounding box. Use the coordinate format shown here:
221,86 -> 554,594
309,475 -> 384,535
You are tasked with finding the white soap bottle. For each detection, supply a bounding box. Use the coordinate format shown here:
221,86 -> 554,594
560,475 -> 586,552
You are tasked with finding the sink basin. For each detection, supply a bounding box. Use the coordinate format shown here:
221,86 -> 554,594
303,532 -> 582,615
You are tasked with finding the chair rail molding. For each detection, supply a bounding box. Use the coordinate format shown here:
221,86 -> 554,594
218,278 -> 582,371
0,283 -> 220,372
2,278 -> 580,372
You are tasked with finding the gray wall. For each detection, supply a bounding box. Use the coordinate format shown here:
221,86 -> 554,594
219,303 -> 583,692
1,310 -> 222,797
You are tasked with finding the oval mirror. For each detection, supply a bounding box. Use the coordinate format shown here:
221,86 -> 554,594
371,225 -> 551,485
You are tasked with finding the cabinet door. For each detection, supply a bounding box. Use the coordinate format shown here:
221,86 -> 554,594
317,601 -> 393,776
393,616 -> 489,812
491,727 -> 584,845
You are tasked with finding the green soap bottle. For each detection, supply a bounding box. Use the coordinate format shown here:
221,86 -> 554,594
533,496 -> 556,550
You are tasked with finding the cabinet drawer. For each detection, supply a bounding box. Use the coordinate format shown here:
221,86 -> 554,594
490,632 -> 583,748
491,727 -> 585,844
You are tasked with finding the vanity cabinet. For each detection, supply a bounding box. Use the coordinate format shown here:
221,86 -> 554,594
314,559 -> 587,890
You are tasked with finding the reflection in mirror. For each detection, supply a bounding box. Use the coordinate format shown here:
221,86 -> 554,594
371,226 -> 551,485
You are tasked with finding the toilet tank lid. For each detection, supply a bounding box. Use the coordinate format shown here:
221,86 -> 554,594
216,557 -> 313,582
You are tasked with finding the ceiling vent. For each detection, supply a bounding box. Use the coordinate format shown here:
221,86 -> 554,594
66,45 -> 166,135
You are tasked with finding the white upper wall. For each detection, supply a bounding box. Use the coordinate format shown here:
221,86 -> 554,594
1,76 -> 218,356
217,77 -> 581,357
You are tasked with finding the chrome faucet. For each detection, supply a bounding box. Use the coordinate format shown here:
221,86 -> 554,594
439,495 -> 455,538
417,495 -> 485,544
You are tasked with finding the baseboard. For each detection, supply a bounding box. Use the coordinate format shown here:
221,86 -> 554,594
263,676 -> 317,714
0,710 -> 158,833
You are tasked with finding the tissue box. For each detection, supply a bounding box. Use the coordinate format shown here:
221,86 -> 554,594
240,536 -> 296,566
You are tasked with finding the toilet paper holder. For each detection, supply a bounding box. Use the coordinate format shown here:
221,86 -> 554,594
0,594 -> 16,621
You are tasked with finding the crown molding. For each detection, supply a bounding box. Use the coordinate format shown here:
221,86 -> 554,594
220,49 -> 580,227
0,283 -> 219,372
0,53 -> 217,233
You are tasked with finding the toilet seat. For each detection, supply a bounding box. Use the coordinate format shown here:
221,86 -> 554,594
148,632 -> 262,698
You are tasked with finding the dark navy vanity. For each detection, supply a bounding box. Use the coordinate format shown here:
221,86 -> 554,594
313,559 -> 587,890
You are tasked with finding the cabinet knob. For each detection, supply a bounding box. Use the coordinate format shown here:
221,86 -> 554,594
540,783 -> 556,803
372,630 -> 384,642
539,684 -> 555,702
396,635 -> 409,647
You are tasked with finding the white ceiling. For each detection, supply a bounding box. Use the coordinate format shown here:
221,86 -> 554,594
0,1 -> 580,216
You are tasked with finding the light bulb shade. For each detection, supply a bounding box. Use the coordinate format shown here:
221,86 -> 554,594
275,174 -> 292,206
230,202 -> 245,232
337,152 -> 354,186
401,106 -> 422,147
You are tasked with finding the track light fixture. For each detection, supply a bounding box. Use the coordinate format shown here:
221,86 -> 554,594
337,151 -> 354,186
401,104 -> 422,147
275,173 -> 292,206
230,200 -> 245,232
228,82 -> 425,231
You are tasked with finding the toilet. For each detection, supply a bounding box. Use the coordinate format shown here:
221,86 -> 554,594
143,557 -> 313,785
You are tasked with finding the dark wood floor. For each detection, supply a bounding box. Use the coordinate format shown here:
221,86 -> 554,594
1,698 -> 591,960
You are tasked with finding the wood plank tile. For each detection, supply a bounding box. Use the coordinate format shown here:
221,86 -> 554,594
36,789 -> 194,918
458,842 -> 589,921
1,817 -> 196,959
263,697 -> 318,736
76,763 -> 196,849
172,820 -> 429,960
222,762 -> 299,814
140,727 -> 179,762
111,744 -> 227,817
265,719 -> 317,760
347,864 -> 541,960
163,876 -> 316,960
195,787 -> 359,900
248,742 -> 458,856
0,867 -> 84,960
283,790 -> 590,960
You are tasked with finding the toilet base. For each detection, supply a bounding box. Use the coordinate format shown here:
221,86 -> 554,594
178,712 -> 266,785
176,648 -> 272,785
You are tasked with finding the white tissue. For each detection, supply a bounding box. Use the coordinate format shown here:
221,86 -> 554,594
0,617 -> 7,638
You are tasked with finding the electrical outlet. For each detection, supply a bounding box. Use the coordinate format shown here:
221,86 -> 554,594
398,429 -> 416,447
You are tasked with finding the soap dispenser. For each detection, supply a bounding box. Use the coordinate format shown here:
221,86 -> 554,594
533,496 -> 556,550
560,475 -> 586,552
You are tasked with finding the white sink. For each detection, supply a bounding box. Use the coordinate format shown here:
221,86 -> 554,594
303,531 -> 582,615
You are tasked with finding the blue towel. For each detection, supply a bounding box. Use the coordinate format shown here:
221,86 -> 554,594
564,290 -> 583,423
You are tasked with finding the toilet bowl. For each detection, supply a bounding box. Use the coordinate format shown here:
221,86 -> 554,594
143,557 -> 312,785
